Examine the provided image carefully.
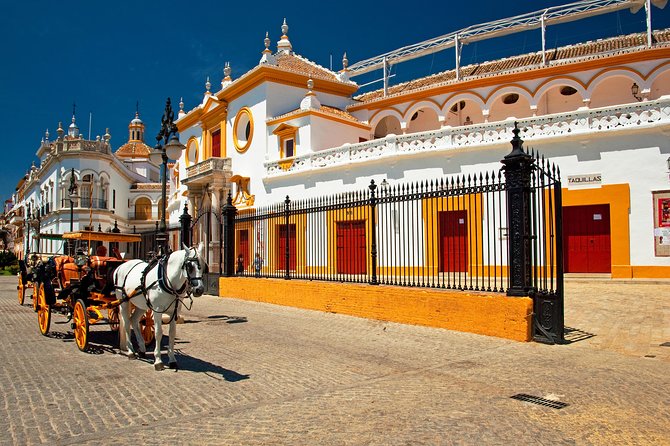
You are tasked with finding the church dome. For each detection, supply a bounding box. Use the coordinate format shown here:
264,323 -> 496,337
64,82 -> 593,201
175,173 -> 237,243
115,109 -> 151,159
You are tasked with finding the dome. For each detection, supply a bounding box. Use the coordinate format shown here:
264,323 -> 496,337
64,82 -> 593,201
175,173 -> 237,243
115,141 -> 152,159
67,115 -> 80,138
130,111 -> 143,125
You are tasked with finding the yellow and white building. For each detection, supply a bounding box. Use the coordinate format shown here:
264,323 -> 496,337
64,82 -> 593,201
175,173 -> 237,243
173,4 -> 670,279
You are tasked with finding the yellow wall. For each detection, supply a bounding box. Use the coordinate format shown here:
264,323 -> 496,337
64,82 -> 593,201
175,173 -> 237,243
219,277 -> 533,342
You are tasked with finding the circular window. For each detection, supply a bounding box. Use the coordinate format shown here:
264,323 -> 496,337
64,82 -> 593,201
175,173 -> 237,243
186,137 -> 199,167
560,86 -> 578,96
233,107 -> 254,153
502,93 -> 519,105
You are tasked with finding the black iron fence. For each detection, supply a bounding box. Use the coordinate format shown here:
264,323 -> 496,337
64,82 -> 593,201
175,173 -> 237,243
189,124 -> 564,343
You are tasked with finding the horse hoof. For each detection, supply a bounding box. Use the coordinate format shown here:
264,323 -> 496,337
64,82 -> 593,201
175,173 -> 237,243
168,361 -> 178,370
154,363 -> 165,371
138,351 -> 146,359
127,352 -> 137,360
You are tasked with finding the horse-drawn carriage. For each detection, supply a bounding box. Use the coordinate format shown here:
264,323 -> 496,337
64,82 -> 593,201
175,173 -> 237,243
30,230 -> 155,352
25,229 -> 206,370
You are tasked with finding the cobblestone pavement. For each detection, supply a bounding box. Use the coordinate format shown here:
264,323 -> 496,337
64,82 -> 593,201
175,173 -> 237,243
0,275 -> 668,445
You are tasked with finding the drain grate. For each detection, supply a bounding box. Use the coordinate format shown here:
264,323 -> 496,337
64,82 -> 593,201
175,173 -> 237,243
510,393 -> 569,409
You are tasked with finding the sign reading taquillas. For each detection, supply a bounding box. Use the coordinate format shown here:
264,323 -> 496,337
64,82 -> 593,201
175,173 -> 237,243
567,173 -> 602,187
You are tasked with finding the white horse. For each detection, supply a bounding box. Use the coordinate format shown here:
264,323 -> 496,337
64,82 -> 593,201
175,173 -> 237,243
113,244 -> 206,370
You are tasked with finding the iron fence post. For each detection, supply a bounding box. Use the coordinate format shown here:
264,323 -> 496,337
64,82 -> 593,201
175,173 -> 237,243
501,122 -> 534,297
222,192 -> 237,277
179,203 -> 192,247
369,180 -> 379,285
219,207 -> 224,275
284,195 -> 291,280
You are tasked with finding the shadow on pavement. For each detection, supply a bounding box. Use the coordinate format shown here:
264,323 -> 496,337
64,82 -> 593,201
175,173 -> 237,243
206,314 -> 248,324
175,352 -> 250,382
563,326 -> 596,344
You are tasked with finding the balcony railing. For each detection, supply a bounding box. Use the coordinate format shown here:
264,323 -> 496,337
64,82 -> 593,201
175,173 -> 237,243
60,198 -> 108,209
184,158 -> 231,182
265,97 -> 670,177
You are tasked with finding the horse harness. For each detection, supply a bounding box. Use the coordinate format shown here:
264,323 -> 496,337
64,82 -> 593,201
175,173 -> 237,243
117,249 -> 202,323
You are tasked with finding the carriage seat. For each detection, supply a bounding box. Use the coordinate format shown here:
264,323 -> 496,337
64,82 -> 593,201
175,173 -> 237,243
90,256 -> 125,291
53,256 -> 79,287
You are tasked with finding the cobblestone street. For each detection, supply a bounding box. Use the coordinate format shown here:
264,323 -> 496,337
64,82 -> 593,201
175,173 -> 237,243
0,275 -> 668,445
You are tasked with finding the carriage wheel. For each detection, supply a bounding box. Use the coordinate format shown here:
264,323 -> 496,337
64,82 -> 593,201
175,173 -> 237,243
140,310 -> 155,344
37,284 -> 51,336
32,285 -> 38,312
108,308 -> 120,332
73,299 -> 89,352
17,275 -> 25,305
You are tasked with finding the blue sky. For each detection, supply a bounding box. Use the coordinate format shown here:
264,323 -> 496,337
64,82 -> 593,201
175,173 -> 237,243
1,0 -> 668,203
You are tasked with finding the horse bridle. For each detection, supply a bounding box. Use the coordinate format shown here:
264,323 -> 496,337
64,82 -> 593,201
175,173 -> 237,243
181,248 -> 204,295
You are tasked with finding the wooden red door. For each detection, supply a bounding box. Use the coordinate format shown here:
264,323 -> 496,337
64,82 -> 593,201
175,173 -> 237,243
275,224 -> 296,271
238,229 -> 249,270
336,221 -> 367,274
563,204 -> 611,273
439,210 -> 468,272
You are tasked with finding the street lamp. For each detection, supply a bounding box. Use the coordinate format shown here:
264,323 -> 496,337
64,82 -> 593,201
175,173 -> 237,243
149,98 -> 186,255
68,168 -> 79,255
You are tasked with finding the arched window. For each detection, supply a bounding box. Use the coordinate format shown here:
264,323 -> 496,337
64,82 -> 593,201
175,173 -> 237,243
134,197 -> 152,220
81,174 -> 93,208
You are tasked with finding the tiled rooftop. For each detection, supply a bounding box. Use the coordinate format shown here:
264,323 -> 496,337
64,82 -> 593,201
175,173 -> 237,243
275,52 -> 339,82
269,104 -> 361,124
115,141 -> 151,159
354,29 -> 670,103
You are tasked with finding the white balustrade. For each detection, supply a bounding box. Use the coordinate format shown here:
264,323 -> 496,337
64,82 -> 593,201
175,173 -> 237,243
264,98 -> 670,177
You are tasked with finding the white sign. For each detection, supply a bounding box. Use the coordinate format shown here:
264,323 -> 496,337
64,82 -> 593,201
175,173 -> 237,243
593,214 -> 602,220
568,173 -> 602,186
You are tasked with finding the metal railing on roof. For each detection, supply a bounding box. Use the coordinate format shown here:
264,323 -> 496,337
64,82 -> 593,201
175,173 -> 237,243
347,0 -> 665,86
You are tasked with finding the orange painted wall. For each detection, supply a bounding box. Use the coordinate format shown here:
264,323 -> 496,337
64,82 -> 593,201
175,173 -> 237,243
219,277 -> 533,342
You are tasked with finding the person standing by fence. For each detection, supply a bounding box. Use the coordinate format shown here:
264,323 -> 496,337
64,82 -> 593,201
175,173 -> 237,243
254,253 -> 263,277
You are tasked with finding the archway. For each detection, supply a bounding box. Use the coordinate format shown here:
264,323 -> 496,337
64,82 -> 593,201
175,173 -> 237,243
589,73 -> 640,108
443,99 -> 485,127
535,84 -> 584,115
406,107 -> 440,133
488,90 -> 532,123
134,197 -> 152,220
373,115 -> 402,138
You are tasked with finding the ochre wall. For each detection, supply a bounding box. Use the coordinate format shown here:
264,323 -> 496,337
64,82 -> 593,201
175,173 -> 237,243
219,277 -> 533,342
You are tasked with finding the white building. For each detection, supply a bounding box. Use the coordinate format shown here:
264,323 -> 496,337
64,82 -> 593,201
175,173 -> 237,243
173,4 -> 670,279
7,111 -> 164,259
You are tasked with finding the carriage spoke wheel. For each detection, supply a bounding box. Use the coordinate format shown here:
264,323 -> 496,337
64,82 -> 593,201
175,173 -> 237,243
17,275 -> 25,305
73,299 -> 89,352
108,308 -> 120,332
32,286 -> 38,312
140,310 -> 155,345
37,284 -> 51,336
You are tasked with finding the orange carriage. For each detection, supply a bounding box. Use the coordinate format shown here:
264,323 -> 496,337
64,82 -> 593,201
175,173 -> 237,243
33,231 -> 155,352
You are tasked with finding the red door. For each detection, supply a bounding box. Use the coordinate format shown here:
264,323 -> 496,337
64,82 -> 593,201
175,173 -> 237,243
336,221 -> 367,274
238,229 -> 249,270
563,204 -> 611,273
439,210 -> 468,272
276,224 -> 296,271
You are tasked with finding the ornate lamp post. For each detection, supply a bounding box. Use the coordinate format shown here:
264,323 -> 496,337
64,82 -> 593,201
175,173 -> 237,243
149,98 -> 186,255
68,168 -> 79,255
